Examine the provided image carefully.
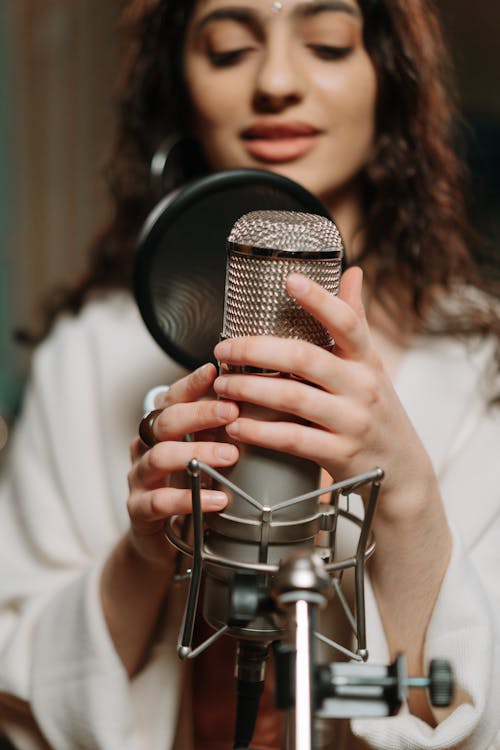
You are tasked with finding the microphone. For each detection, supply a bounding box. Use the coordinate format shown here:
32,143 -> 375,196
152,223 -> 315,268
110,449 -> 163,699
202,210 -> 344,748
203,210 -> 344,638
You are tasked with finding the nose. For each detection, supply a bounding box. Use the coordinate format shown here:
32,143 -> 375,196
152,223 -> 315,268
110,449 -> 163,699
253,34 -> 305,113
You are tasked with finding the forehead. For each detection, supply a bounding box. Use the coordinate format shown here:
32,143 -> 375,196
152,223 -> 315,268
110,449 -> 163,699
189,0 -> 362,21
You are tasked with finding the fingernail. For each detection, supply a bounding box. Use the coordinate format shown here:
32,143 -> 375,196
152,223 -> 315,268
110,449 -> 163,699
216,444 -> 237,461
214,340 -> 231,360
226,421 -> 240,437
287,274 -> 310,295
204,491 -> 227,509
214,376 -> 229,393
195,362 -> 213,378
216,401 -> 235,420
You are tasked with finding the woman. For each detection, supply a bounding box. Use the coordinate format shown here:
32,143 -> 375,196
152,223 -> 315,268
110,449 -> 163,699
0,0 -> 499,748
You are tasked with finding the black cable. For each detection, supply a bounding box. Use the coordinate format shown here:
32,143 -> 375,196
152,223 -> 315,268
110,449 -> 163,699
233,678 -> 265,749
232,641 -> 269,749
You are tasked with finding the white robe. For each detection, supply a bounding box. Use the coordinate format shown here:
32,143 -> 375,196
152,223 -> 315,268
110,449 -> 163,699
0,291 -> 498,749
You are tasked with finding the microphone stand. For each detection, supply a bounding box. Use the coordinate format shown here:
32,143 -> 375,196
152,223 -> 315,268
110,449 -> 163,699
165,460 -> 385,748
165,462 -> 454,748
274,555 -> 327,750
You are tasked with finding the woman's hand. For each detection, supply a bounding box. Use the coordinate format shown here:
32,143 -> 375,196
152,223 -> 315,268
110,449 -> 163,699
212,268 -> 452,723
212,267 -> 436,523
126,362 -> 239,569
102,364 -> 240,677
214,268 -> 451,723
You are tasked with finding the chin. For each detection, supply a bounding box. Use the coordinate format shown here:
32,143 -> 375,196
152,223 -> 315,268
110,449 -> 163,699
207,151 -> 346,212
263,164 -> 333,202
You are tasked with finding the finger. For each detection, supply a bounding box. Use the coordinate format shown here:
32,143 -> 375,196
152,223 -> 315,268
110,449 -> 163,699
164,363 -> 218,406
213,334 -> 359,393
213,373 -> 368,435
129,487 -> 228,522
224,417 -> 345,469
337,266 -> 365,317
130,440 -> 239,488
285,271 -> 370,359
131,436 -> 148,462
153,399 -> 239,442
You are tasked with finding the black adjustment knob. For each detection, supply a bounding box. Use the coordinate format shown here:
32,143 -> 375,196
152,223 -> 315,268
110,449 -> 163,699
229,572 -> 260,626
429,659 -> 454,707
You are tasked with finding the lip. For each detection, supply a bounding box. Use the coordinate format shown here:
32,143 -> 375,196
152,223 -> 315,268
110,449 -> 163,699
241,122 -> 321,164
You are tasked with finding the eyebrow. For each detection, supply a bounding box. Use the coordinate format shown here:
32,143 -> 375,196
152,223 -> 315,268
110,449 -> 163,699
195,1 -> 361,30
294,1 -> 361,19
196,7 -> 257,31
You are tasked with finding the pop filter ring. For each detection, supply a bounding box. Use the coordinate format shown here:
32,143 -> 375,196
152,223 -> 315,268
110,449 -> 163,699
133,169 -> 332,371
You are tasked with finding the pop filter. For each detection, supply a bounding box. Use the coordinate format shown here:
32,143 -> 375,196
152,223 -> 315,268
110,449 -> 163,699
133,169 -> 331,370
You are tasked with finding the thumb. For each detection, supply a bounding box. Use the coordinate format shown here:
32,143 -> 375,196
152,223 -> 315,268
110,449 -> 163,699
338,266 -> 365,318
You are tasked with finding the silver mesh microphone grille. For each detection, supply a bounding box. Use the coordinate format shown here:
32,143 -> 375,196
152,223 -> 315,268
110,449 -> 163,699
223,210 -> 344,346
228,209 -> 344,252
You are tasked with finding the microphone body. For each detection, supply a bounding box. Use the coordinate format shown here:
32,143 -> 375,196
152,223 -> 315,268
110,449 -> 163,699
202,210 -> 344,641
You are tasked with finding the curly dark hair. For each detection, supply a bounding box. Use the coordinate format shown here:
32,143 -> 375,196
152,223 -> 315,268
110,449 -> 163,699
31,0 -> 500,371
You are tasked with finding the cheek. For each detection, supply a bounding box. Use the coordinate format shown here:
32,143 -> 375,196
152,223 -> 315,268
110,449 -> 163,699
184,73 -> 244,170
185,68 -> 240,134
347,59 -> 377,139
321,57 -> 377,141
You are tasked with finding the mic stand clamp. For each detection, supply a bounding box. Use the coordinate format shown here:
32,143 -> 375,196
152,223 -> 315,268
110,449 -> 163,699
314,654 -> 455,718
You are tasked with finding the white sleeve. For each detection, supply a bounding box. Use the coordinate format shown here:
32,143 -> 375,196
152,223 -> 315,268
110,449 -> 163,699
351,524 -> 500,749
0,306 -> 185,750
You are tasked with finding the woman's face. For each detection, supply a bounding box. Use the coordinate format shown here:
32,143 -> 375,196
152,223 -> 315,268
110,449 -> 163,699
183,0 -> 377,212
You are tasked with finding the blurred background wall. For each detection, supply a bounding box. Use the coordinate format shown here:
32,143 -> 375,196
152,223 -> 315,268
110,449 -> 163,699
0,0 -> 122,446
439,0 -> 500,258
0,0 -> 499,449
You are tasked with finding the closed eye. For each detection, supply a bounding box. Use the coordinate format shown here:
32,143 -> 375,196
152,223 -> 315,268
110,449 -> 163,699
309,45 -> 353,61
209,48 -> 254,66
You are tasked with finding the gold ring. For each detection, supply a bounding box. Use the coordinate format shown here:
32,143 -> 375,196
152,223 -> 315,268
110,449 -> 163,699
139,409 -> 162,449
